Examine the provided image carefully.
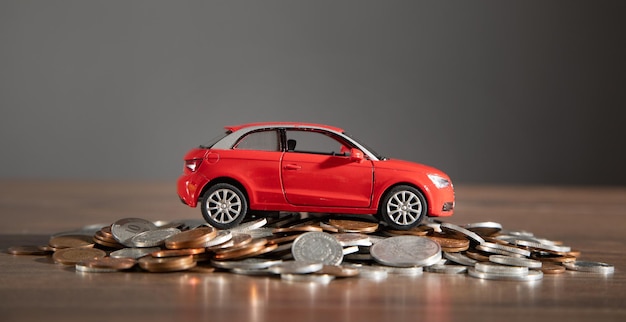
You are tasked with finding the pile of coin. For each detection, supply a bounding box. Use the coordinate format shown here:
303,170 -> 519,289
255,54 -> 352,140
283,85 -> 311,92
7,213 -> 615,283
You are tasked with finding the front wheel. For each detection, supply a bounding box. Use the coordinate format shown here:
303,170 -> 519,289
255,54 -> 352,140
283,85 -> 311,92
379,185 -> 427,230
201,183 -> 248,229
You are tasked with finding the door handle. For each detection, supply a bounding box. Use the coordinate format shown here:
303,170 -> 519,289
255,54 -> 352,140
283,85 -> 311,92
284,164 -> 302,170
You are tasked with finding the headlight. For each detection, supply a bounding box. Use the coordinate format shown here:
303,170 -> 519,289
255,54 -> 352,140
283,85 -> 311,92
428,174 -> 451,189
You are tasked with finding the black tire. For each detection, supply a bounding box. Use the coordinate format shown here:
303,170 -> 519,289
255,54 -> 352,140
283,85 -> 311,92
379,185 -> 427,230
201,183 -> 248,229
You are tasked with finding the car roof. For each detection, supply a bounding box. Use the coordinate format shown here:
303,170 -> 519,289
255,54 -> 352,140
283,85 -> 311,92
225,122 -> 344,133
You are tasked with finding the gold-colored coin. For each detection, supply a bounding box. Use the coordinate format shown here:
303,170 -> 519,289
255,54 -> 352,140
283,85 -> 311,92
151,248 -> 206,258
165,226 -> 217,249
7,245 -> 52,255
189,264 -> 216,273
49,235 -> 94,249
52,247 -> 106,265
138,255 -> 196,272
81,257 -> 137,270
328,219 -> 379,233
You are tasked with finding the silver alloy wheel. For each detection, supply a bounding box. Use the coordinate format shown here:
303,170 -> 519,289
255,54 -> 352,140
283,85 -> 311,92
385,190 -> 423,226
206,188 -> 243,224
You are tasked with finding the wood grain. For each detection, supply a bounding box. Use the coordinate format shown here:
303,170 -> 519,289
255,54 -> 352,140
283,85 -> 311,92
1,181 -> 625,322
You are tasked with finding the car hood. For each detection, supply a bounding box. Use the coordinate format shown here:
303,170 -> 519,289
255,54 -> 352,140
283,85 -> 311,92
374,158 -> 448,177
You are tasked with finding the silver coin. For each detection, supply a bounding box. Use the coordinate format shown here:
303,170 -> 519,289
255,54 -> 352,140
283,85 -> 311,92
475,262 -> 529,276
281,273 -> 335,284
489,255 -> 542,269
563,261 -> 615,274
513,239 -> 571,253
464,221 -> 502,236
111,218 -> 157,246
333,233 -> 372,247
343,253 -> 374,261
352,265 -> 389,280
468,268 -> 543,281
243,228 -> 275,239
425,264 -> 468,274
373,264 -> 424,276
204,230 -> 233,247
109,247 -> 161,259
440,222 -> 485,244
230,218 -> 267,232
292,232 -> 344,265
443,252 -> 478,266
211,258 -> 282,270
342,246 -> 360,255
476,244 -> 528,258
129,228 -> 181,248
370,236 -> 442,267
480,242 -> 531,257
231,268 -> 274,276
268,260 -> 324,274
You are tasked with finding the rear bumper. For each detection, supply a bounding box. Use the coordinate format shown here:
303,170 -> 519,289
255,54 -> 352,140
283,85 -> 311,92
176,173 -> 209,208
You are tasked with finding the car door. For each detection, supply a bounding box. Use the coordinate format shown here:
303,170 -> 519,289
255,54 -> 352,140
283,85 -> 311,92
281,129 -> 373,208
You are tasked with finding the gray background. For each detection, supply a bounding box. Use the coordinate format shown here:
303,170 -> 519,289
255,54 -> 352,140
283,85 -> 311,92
1,1 -> 624,185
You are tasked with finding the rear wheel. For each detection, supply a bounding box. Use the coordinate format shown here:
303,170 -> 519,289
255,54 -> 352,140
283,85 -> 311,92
201,183 -> 248,229
379,185 -> 426,230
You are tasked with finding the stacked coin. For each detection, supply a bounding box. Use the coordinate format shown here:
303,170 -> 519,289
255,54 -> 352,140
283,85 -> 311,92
7,213 -> 615,282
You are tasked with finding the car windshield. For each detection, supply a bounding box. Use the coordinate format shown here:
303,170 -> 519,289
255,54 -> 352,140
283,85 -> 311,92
199,131 -> 230,149
343,132 -> 387,160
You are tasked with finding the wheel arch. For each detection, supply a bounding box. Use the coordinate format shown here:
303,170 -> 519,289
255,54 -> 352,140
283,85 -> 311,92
375,181 -> 432,215
199,176 -> 250,204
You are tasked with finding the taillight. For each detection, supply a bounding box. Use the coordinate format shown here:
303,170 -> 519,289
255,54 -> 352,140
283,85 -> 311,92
184,159 -> 203,172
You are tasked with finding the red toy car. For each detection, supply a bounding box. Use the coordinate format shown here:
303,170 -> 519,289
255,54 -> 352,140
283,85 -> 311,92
177,122 -> 454,230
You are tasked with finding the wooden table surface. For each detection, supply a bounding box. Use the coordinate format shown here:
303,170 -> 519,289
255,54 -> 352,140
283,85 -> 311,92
1,180 -> 625,322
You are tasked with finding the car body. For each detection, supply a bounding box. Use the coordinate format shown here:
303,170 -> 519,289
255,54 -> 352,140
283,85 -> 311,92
177,122 -> 454,230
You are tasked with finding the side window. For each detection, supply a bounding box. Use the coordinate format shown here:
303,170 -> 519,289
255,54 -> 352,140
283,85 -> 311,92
234,130 -> 280,151
285,129 -> 349,155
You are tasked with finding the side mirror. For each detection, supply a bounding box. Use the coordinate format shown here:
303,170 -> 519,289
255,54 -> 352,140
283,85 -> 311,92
349,148 -> 364,163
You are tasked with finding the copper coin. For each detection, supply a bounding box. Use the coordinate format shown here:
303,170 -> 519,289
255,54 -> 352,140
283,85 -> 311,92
49,235 -> 94,249
189,265 -> 216,273
92,236 -> 124,249
441,245 -> 470,253
531,253 -> 577,263
272,225 -> 323,234
165,226 -> 217,249
541,263 -> 566,274
213,239 -> 268,260
81,257 -> 137,270
151,248 -> 206,258
328,219 -> 379,233
99,226 -> 114,239
318,265 -> 360,277
566,249 -> 582,257
426,232 -> 470,249
267,234 -> 300,245
138,255 -> 196,272
7,245 -> 52,255
464,250 -> 490,262
53,247 -> 106,265
385,225 -> 432,236
208,233 -> 252,251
